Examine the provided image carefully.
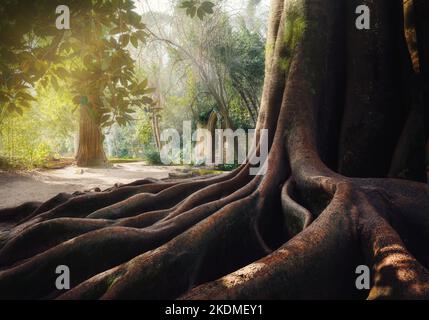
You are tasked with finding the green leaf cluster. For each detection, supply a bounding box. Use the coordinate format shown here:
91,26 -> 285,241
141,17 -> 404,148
0,0 -> 155,128
179,0 -> 215,20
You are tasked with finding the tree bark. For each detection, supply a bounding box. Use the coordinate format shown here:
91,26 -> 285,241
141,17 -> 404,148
0,0 -> 428,300
75,98 -> 108,167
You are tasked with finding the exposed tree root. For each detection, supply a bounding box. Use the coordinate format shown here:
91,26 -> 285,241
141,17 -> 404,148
182,178 -> 429,300
59,180 -> 266,300
0,168 -> 250,267
281,178 -> 313,237
0,172 -> 262,299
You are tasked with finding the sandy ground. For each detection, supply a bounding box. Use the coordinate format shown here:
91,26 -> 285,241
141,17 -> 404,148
0,162 -> 183,209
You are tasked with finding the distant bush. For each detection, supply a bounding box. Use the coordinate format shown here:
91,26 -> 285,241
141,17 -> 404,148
143,147 -> 162,165
0,141 -> 52,170
216,163 -> 240,171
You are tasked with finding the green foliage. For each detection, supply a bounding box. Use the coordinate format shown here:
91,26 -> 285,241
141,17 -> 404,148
62,1 -> 155,128
228,93 -> 253,129
0,0 -> 266,168
136,117 -> 153,147
212,21 -> 265,101
280,1 -> 306,72
179,1 -> 215,20
0,1 -> 58,122
109,157 -> 143,164
197,18 -> 265,128
0,84 -> 77,168
142,146 -> 162,165
0,0 -> 155,128
106,124 -> 139,159
198,108 -> 215,123
216,163 -> 239,171
104,108 -> 155,160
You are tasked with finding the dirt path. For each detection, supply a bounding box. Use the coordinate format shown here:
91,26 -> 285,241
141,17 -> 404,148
0,162 -> 183,209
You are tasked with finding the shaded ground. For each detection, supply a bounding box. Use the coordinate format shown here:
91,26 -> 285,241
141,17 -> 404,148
0,162 -> 185,209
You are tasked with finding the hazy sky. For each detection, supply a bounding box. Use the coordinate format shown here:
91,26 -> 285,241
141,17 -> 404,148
133,0 -> 270,17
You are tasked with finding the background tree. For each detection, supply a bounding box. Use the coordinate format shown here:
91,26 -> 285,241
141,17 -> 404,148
212,21 -> 265,126
145,1 -> 266,130
0,0 -> 155,167
133,1 -> 266,164
55,0 -> 155,166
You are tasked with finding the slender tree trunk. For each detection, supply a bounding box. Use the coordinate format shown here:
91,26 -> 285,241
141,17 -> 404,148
151,111 -> 162,152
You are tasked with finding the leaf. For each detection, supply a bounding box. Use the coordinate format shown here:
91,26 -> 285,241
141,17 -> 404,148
19,100 -> 31,109
99,15 -> 112,28
187,6 -> 197,18
201,1 -> 215,13
123,113 -> 134,121
16,91 -> 36,101
51,76 -> 59,91
100,114 -> 111,123
180,1 -> 194,9
197,1 -> 215,19
120,34 -> 130,47
55,67 -> 69,78
7,103 -> 16,113
128,11 -> 142,27
133,22 -> 146,30
40,77 -> 48,88
140,96 -> 153,105
131,80 -> 148,94
130,34 -> 138,48
181,1 -> 214,19
135,30 -> 147,42
7,103 -> 23,115
197,7 -> 205,20
109,27 -> 122,35
116,116 -> 126,126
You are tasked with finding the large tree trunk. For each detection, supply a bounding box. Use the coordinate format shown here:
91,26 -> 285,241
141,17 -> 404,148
75,98 -> 108,167
0,0 -> 428,299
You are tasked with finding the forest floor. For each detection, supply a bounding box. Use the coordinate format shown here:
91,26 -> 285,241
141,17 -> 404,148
0,162 -> 200,209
